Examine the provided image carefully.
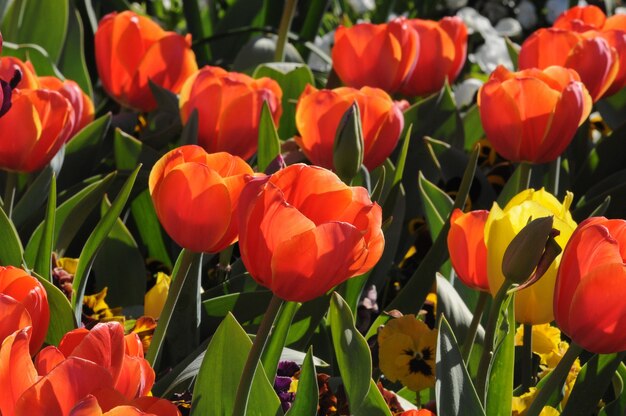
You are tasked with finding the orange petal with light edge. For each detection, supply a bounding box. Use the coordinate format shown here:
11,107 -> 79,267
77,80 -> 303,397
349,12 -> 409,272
0,328 -> 38,416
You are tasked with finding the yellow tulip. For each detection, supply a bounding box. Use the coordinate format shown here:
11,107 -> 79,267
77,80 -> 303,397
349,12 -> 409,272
144,272 -> 171,319
484,189 -> 576,324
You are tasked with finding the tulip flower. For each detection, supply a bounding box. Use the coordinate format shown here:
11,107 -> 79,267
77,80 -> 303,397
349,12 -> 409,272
554,217 -> 626,353
553,5 -> 606,31
447,209 -> 489,292
0,266 -> 49,354
237,164 -> 384,302
484,188 -> 577,324
95,10 -> 197,112
179,66 -> 282,161
477,65 -> 591,164
332,18 -> 419,93
400,17 -> 468,97
295,85 -> 404,171
38,76 -> 94,138
0,56 -> 39,90
149,145 -> 254,253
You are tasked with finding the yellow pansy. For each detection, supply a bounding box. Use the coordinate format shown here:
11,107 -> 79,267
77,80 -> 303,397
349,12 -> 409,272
83,287 -> 123,322
144,272 -> 171,319
378,314 -> 437,392
57,257 -> 79,274
484,188 -> 576,324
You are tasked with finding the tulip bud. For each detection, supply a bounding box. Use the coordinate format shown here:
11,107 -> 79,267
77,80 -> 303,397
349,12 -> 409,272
502,216 -> 554,284
333,102 -> 364,183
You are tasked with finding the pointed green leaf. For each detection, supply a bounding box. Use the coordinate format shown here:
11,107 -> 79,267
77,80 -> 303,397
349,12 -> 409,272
58,6 -> 92,96
12,166 -> 53,229
285,348 -> 318,416
34,271 -> 76,345
262,301 -> 299,382
0,204 -> 24,267
601,363 -> 626,416
418,171 -> 453,241
32,174 -> 56,281
130,190 -> 171,268
257,101 -> 281,172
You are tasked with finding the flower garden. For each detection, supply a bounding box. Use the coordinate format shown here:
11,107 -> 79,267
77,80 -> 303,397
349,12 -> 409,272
0,0 -> 625,415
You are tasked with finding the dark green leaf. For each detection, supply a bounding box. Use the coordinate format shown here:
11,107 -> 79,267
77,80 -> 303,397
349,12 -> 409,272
0,204 -> 24,267
12,166 -> 53,229
285,348 -> 318,416
485,293 -> 514,416
418,172 -> 453,241
262,301 -> 299,383
58,6 -> 93,96
35,272 -> 76,346
601,363 -> 626,416
130,190 -> 171,268
32,174 -> 56,281
257,101 -> 281,172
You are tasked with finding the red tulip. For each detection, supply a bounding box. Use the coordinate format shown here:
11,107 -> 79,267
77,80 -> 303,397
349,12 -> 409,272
519,28 -> 620,101
149,145 -> 254,253
554,217 -> 626,353
0,88 -> 74,172
295,84 -> 403,171
38,76 -> 94,138
0,328 -> 38,416
238,164 -> 384,302
332,18 -> 419,93
400,17 -> 468,97
553,5 -> 606,32
447,209 -> 489,292
399,410 -> 436,416
0,56 -> 39,90
0,266 -> 49,354
179,66 -> 282,161
478,65 -> 592,163
95,11 -> 197,112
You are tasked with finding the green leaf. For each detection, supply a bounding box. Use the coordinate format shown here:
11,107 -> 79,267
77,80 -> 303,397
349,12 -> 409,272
601,363 -> 626,416
114,128 -> 160,171
285,348 -> 318,416
505,37 -> 520,70
130,190 -> 171,268
34,272 -> 76,346
261,301 -> 299,383
418,172 -> 453,241
32,174 -> 56,281
0,41 -> 63,77
179,109 -> 199,146
1,0 -> 69,62
71,166 -> 140,320
0,204 -> 24,267
211,0 -> 266,63
462,104 -> 484,152
437,275 -> 484,348
485,293 -> 514,416
57,5 -> 93,96
257,101 -> 281,172
597,87 -> 626,130
436,316 -> 486,416
253,63 -> 315,139
191,313 -> 283,416
203,291 -> 274,323
562,352 -> 626,416
12,166 -> 53,229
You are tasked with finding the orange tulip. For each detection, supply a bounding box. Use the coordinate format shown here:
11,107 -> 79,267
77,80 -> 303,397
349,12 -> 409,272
519,28 -> 620,101
553,5 -> 606,31
0,56 -> 39,90
295,84 -> 403,171
399,411 -> 435,416
332,18 -> 419,93
400,17 -> 468,97
0,266 -> 49,354
554,217 -> 626,353
149,145 -> 254,253
38,77 -> 94,137
95,11 -> 197,112
477,65 -> 592,163
179,66 -> 282,161
447,209 -> 489,292
237,164 -> 384,302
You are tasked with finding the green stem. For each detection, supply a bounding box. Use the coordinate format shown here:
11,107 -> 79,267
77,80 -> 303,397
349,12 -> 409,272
461,291 -> 489,363
476,281 -> 513,399
547,156 -> 560,195
526,343 -> 583,416
261,300 -> 299,384
521,323 -> 534,392
274,0 -> 298,62
217,244 -> 234,283
232,294 -> 285,416
518,161 -> 532,192
146,249 -> 200,367
3,171 -> 17,219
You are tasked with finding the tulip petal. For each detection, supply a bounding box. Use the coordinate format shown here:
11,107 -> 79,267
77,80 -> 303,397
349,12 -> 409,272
129,396 -> 181,416
0,328 -> 38,416
565,36 -> 618,101
69,395 -> 104,416
519,28 -> 580,70
35,346 -> 66,375
0,294 -> 32,346
114,355 -> 155,399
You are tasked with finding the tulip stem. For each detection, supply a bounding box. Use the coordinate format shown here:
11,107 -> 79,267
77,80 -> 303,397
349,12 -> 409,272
217,244 -> 234,283
518,162 -> 532,192
547,156 -> 560,195
461,291 -> 489,363
476,280 -> 513,400
526,342 -> 583,416
521,323 -> 534,392
233,294 -> 285,416
2,171 -> 17,219
274,0 -> 298,61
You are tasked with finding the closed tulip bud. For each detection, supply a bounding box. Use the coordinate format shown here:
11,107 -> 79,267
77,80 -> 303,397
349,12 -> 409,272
38,76 -> 94,138
400,17 -> 468,97
179,66 -> 282,161
502,216 -> 554,284
333,102 -> 364,183
237,164 -> 384,302
555,217 -> 626,353
149,145 -> 254,253
295,85 -> 403,172
0,88 -> 74,172
478,65 -> 592,164
95,11 -> 198,112
484,189 -> 576,324
332,18 -> 419,93
447,209 -> 490,292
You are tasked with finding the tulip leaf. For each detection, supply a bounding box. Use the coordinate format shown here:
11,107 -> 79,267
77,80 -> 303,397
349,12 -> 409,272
130,190 -> 172,268
562,351 -> 626,416
1,0 -> 69,63
354,379 -> 394,416
92,196 -> 146,309
253,63 -> 315,139
261,300 -> 299,383
34,271 -> 76,346
504,37 -> 520,70
24,172 -> 115,264
0,203 -> 24,267
601,363 -> 626,416
436,316 -> 486,416
436,275 -> 484,348
58,6 -> 93,97
114,128 -> 161,171
257,101 -> 281,172
32,174 -> 56,282
0,41 -> 64,78
418,171 -> 453,241
212,0 -> 266,63
12,166 -> 53,230
329,292 -> 390,415
596,88 -> 626,130
191,312 -> 283,416
203,290 -> 274,327
180,109 -> 199,146
71,165 -> 140,320
285,294 -> 331,350
485,292 -> 514,416
285,347 -> 318,416
463,104 -> 484,152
